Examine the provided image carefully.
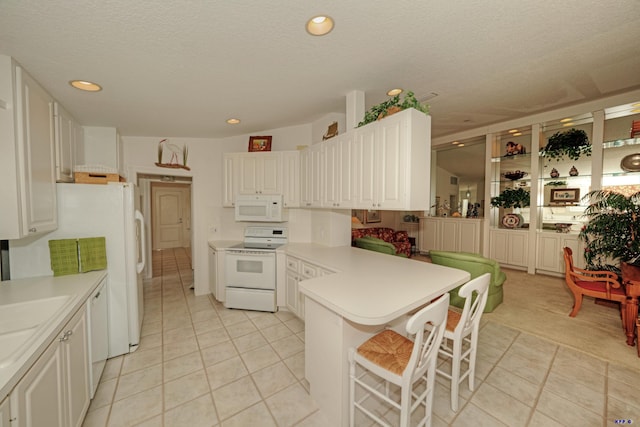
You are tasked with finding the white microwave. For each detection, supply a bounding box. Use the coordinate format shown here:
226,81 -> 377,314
235,194 -> 287,222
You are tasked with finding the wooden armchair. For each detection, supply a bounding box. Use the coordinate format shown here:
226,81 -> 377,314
563,247 -> 627,325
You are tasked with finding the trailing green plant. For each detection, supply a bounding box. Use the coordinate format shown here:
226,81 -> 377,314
358,91 -> 429,127
545,181 -> 567,187
490,187 -> 531,209
579,190 -> 640,273
539,128 -> 591,161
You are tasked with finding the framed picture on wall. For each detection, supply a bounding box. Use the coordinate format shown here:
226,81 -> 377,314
248,136 -> 272,152
364,210 -> 381,223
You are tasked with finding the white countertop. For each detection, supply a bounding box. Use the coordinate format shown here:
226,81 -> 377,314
208,240 -> 241,250
0,271 -> 107,400
287,243 -> 470,325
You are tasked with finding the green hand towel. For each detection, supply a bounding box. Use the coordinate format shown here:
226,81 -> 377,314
78,237 -> 107,272
49,239 -> 79,276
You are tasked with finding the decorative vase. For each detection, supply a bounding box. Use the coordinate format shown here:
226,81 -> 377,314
569,165 -> 579,176
550,168 -> 559,178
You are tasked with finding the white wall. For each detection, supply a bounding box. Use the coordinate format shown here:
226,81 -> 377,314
122,123 -> 317,296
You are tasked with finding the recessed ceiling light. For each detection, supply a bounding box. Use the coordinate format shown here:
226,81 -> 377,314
452,141 -> 460,145
513,132 -> 522,136
69,80 -> 102,92
562,122 -> 575,127
226,118 -> 240,124
387,88 -> 403,96
560,118 -> 572,123
458,143 -> 465,147
508,129 -> 518,133
306,15 -> 334,36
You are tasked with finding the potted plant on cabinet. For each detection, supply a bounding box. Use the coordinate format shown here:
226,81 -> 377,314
358,91 -> 429,127
491,187 -> 531,228
579,189 -> 640,274
539,128 -> 592,161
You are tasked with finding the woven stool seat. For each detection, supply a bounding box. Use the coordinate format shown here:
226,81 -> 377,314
357,329 -> 413,376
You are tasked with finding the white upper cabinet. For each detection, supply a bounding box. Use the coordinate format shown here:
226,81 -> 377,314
82,126 -> 123,175
237,152 -> 282,195
353,108 -> 431,210
223,151 -> 300,208
300,143 -> 324,208
53,102 -> 81,182
323,133 -> 355,208
282,151 -> 300,208
0,57 -> 57,238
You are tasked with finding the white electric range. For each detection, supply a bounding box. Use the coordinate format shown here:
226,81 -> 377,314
224,226 -> 287,312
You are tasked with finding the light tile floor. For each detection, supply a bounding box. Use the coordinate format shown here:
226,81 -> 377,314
82,248 -> 640,426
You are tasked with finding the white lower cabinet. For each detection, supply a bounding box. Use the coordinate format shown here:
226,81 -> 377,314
10,305 -> 90,427
0,396 -> 10,427
489,229 -> 529,268
419,217 -> 483,254
536,232 -> 584,273
209,246 -> 226,302
285,255 -> 334,319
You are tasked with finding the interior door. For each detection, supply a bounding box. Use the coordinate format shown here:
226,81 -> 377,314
152,183 -> 191,250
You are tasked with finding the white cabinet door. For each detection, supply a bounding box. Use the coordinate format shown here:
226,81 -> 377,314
440,220 -> 458,252
16,66 -> 57,236
53,102 -> 75,183
305,144 -> 324,208
457,220 -> 482,253
491,229 -> 528,267
375,113 -> 407,209
63,308 -> 90,427
537,233 -> 583,273
11,333 -> 66,427
209,247 -> 218,298
222,153 -> 239,207
353,125 -> 377,209
0,396 -> 11,427
237,153 -> 282,195
323,137 -> 340,207
10,306 -> 89,427
353,109 -> 429,210
418,218 -> 439,253
537,233 -> 561,272
282,151 -> 300,208
338,133 -> 355,206
285,269 -> 299,316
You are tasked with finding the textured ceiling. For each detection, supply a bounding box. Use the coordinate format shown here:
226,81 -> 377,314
0,0 -> 639,140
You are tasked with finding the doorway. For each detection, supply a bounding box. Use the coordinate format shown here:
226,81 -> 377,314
151,182 -> 192,250
136,174 -> 193,280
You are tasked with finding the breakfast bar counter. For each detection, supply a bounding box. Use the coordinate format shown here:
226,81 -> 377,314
288,244 -> 470,426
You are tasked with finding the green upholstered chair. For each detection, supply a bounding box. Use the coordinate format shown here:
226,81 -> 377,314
429,250 -> 506,312
354,236 -> 409,258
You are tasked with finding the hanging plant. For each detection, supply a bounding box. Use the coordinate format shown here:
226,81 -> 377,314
490,187 -> 530,209
358,91 -> 429,127
579,190 -> 640,273
539,128 -> 591,161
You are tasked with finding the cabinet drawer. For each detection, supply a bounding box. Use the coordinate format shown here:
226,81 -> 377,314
301,261 -> 318,278
286,256 -> 300,272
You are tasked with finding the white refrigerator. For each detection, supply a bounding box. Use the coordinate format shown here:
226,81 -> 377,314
9,182 -> 146,358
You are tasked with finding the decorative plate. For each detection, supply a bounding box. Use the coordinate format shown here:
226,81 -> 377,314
502,213 -> 523,229
503,170 -> 527,181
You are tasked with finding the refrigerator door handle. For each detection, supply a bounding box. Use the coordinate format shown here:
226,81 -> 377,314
135,210 -> 146,274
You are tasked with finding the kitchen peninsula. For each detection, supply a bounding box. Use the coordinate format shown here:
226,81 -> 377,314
288,244 -> 470,426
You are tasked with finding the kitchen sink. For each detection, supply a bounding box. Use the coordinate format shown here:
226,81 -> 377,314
0,295 -> 73,368
0,295 -> 72,335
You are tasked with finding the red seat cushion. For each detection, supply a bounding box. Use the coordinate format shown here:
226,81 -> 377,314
575,280 -> 625,295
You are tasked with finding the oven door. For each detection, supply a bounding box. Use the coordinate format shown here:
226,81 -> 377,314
225,250 -> 276,290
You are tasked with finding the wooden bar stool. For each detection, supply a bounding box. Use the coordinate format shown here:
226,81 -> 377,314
348,294 -> 449,427
436,273 -> 490,412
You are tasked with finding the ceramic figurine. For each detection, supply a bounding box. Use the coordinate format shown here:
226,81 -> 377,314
569,165 -> 579,176
550,168 -> 560,178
